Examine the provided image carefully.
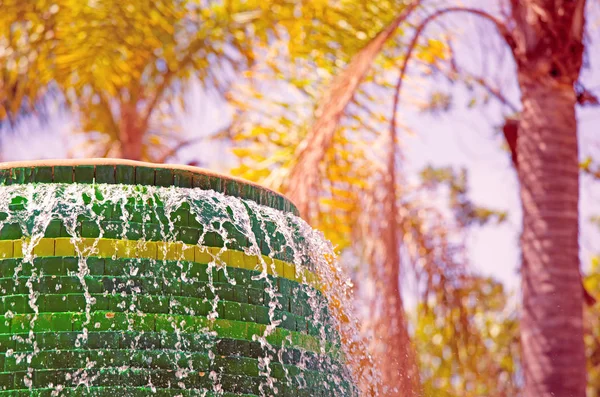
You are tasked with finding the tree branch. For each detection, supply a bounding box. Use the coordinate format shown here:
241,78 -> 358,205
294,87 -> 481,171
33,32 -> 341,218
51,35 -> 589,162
472,75 -> 519,113
390,7 -> 512,145
158,125 -> 232,163
140,39 -> 209,130
285,1 -> 421,217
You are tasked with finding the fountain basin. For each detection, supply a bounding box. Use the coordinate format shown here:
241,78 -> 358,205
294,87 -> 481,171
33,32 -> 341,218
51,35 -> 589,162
0,160 -> 355,396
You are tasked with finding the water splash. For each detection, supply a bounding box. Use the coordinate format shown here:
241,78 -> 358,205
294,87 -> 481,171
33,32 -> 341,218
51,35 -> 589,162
0,183 -> 371,396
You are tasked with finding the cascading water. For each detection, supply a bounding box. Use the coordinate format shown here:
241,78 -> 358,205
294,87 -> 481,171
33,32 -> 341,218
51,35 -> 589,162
0,162 -> 365,396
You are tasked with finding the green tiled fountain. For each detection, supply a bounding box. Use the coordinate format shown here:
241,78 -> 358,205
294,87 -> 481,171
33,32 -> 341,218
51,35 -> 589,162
0,159 -> 356,396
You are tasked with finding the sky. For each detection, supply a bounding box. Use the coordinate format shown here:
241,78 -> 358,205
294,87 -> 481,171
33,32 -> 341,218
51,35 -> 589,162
402,5 -> 600,301
2,2 -> 599,299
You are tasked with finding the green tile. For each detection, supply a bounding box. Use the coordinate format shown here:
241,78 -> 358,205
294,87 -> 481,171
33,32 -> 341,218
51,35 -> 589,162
296,316 -> 308,333
240,303 -> 256,323
5,354 -> 28,372
33,166 -> 53,183
279,295 -> 290,312
37,257 -> 64,275
267,193 -> 277,210
79,220 -> 99,238
92,202 -> 112,219
53,166 -> 73,183
214,319 -> 247,340
138,296 -> 169,314
176,226 -> 199,245
43,294 -> 66,312
51,312 -> 73,331
6,168 -> 17,185
62,257 -> 78,273
95,165 -> 116,184
124,222 -> 142,240
10,195 -> 27,206
225,180 -> 240,198
8,202 -> 25,212
0,223 -> 22,239
116,165 -> 135,185
129,313 -> 155,332
102,259 -> 121,277
291,205 -> 300,217
155,168 -> 173,187
31,313 -> 53,332
0,316 -> 10,334
14,167 -> 33,184
85,276 -> 103,293
251,186 -> 263,205
101,221 -> 123,239
56,331 -> 78,348
188,262 -> 209,281
0,278 -> 24,295
192,174 -> 211,190
223,301 -> 241,321
91,294 -> 109,311
162,277 -> 181,295
248,288 -> 263,306
87,332 -> 119,349
74,165 -> 95,183
277,195 -> 286,212
240,184 -> 254,203
0,169 -> 8,185
278,278 -> 292,295
87,257 -> 105,275
0,259 -> 15,277
255,306 -> 269,325
171,205 -> 189,226
44,219 -> 62,238
253,188 -> 264,207
203,231 -> 224,248
135,167 -> 155,186
224,221 -> 247,250
8,168 -> 22,184
209,175 -> 222,192
234,285 -> 249,304
122,204 -> 142,223
58,276 -> 84,293
174,170 -> 192,188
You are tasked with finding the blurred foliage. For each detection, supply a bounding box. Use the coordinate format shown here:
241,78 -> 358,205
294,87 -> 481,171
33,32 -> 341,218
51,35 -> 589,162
419,165 -> 507,226
0,1 -> 57,124
414,276 -> 520,397
586,257 -> 600,397
413,252 -> 600,397
228,1 -> 449,249
2,0 -> 261,157
582,156 -> 600,180
4,0 -> 405,159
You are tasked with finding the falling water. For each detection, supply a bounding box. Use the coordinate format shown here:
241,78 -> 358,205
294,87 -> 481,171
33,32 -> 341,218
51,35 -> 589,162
0,183 -> 367,396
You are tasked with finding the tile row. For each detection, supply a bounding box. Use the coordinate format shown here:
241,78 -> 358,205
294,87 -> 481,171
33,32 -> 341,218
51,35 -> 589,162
0,165 -> 298,216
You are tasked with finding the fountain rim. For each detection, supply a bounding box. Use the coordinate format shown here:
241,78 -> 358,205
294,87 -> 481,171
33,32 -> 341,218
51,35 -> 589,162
0,158 -> 299,215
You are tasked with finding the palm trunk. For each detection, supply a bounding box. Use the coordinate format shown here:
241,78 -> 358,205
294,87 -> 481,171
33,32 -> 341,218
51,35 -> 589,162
376,277 -> 419,396
375,106 -> 420,396
119,103 -> 144,160
517,77 -> 586,397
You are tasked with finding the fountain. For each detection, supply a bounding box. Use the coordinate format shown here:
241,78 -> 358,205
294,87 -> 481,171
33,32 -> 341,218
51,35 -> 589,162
0,159 -> 358,396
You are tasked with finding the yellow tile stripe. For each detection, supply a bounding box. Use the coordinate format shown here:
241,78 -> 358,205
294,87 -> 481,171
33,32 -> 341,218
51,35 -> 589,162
0,238 -> 321,290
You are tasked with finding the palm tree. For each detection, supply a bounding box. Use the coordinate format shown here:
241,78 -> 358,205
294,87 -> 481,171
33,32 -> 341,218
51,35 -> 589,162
510,2 -> 587,395
0,0 -> 297,161
284,1 -> 589,396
